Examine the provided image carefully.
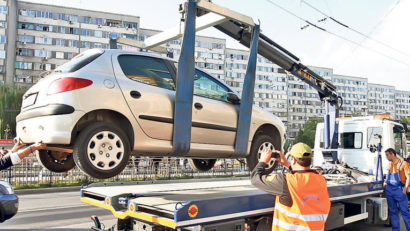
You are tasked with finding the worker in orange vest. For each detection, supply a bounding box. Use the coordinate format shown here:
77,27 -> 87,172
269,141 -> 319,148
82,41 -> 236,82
251,142 -> 331,231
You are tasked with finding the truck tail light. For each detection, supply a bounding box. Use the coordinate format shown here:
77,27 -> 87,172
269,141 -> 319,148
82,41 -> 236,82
48,77 -> 93,95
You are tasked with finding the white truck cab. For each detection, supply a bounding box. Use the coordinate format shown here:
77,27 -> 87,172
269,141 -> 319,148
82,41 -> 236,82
314,115 -> 408,173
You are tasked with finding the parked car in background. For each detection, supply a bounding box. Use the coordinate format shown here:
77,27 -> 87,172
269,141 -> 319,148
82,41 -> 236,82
0,181 -> 18,222
16,49 -> 285,179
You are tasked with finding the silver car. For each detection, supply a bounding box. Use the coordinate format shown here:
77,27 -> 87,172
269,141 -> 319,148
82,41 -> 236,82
16,49 -> 285,179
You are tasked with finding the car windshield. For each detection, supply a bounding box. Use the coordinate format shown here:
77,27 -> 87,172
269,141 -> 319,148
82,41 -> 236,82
54,49 -> 104,73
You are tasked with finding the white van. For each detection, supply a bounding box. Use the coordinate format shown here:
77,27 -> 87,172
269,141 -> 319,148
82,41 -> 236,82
314,115 -> 408,173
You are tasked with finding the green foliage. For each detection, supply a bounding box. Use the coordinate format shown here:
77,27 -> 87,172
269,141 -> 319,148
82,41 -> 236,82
0,84 -> 27,139
400,117 -> 410,138
295,117 -> 323,148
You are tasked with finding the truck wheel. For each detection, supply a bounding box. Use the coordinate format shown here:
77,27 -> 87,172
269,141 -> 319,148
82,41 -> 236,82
36,150 -> 75,172
188,159 -> 217,171
247,134 -> 278,172
73,122 -> 130,179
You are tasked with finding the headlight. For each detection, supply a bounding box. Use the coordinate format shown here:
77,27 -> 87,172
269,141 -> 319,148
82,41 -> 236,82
0,181 -> 14,194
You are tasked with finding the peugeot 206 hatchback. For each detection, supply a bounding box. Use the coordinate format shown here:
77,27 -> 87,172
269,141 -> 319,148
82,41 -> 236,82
16,49 -> 285,179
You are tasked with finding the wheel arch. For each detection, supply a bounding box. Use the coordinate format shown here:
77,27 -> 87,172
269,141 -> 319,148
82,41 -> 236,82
251,123 -> 282,152
71,109 -> 134,149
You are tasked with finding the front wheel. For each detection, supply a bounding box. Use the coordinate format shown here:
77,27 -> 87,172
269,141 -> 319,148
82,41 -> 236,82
73,122 -> 130,179
247,134 -> 278,172
36,150 -> 75,172
188,159 -> 217,171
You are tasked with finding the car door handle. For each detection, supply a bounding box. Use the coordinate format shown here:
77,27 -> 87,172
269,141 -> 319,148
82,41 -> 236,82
194,102 -> 203,110
130,90 -> 141,99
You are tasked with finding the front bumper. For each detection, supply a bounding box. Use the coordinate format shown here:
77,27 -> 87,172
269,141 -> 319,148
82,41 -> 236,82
16,105 -> 85,144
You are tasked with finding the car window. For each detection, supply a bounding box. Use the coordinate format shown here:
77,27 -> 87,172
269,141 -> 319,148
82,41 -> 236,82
118,55 -> 175,90
55,48 -> 104,73
194,70 -> 229,102
393,125 -> 405,156
340,132 -> 362,149
367,127 -> 382,147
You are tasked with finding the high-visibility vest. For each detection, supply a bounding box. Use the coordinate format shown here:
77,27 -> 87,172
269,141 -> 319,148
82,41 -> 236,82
272,171 -> 330,231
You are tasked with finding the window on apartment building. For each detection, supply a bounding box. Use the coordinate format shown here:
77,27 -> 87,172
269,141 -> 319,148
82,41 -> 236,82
19,9 -> 36,17
18,22 -> 34,30
17,35 -> 34,43
35,37 -> 52,45
56,52 -> 64,59
55,39 -> 65,46
81,29 -> 91,36
15,61 -> 33,70
93,43 -> 102,48
94,30 -> 103,38
0,7 -> 7,15
83,16 -> 91,24
81,42 -> 91,48
17,48 -> 33,56
58,13 -> 66,20
123,21 -> 138,29
0,50 -> 5,59
0,22 -> 6,29
0,36 -> 6,43
34,50 -> 52,58
95,18 -> 104,25
68,15 -> 77,22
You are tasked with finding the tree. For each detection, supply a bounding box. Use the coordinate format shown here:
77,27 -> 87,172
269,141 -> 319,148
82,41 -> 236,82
400,117 -> 410,138
295,117 -> 323,148
0,84 -> 27,139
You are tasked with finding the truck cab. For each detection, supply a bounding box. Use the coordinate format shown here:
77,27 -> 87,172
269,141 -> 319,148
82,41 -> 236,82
314,115 -> 408,173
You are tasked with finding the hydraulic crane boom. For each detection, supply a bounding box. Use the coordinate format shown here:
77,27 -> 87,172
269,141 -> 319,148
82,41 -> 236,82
118,0 -> 340,158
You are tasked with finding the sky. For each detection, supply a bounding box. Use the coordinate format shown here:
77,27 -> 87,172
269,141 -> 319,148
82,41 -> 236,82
26,0 -> 410,91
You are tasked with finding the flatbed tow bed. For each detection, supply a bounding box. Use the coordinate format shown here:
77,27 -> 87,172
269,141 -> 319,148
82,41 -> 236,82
81,177 -> 387,230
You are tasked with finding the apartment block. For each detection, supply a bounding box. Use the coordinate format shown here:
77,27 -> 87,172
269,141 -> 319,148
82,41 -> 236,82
395,90 -> 410,120
368,83 -> 396,118
332,75 -> 368,117
4,0 -> 139,85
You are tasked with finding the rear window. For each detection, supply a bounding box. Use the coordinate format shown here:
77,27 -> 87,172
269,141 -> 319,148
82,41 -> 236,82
54,49 -> 104,73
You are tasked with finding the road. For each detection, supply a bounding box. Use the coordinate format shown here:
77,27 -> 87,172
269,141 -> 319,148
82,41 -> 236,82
0,190 -> 405,230
0,191 -> 116,230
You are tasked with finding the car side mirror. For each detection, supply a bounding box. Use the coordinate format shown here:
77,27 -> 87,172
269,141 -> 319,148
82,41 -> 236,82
227,92 -> 240,104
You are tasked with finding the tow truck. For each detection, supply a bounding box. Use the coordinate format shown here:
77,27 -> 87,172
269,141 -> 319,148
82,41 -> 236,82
81,0 -> 388,230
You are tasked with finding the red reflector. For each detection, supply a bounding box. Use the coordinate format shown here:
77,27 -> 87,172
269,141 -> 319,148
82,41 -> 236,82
48,77 -> 93,95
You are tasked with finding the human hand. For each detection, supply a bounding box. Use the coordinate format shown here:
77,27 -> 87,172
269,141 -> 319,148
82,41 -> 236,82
403,187 -> 408,195
31,142 -> 46,151
260,149 -> 272,164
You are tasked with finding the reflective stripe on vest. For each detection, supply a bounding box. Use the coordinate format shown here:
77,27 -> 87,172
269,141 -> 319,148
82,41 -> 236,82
275,203 -> 328,222
272,218 -> 324,231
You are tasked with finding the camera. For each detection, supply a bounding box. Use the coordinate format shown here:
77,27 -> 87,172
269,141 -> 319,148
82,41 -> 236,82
271,151 -> 280,158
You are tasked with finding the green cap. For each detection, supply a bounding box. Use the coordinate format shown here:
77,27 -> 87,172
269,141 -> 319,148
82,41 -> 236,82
288,143 -> 313,158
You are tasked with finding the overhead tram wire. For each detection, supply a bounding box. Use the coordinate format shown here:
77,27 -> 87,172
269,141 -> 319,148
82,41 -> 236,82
264,0 -> 410,68
300,0 -> 410,59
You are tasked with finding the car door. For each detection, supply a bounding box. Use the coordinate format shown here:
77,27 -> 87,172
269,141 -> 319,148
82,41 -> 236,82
113,54 -> 176,141
190,70 -> 238,146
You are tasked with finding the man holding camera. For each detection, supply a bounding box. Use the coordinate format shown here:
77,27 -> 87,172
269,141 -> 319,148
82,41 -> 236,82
0,140 -> 46,171
251,142 -> 330,231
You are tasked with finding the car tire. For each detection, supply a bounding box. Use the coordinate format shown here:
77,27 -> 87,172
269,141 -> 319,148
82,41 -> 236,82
73,122 -> 130,179
247,134 -> 278,172
36,150 -> 75,173
188,159 -> 217,171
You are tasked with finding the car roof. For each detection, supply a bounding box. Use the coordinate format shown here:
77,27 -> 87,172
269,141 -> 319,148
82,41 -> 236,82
102,49 -> 175,62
